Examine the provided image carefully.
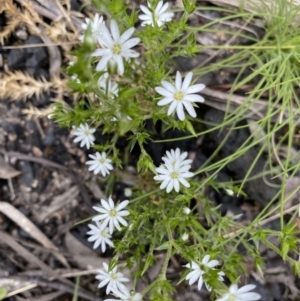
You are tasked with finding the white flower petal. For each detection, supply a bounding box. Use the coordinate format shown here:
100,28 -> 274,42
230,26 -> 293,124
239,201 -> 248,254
176,102 -> 185,120
115,55 -> 124,75
183,101 -> 197,117
182,72 -> 193,91
96,55 -> 112,71
206,259 -> 219,268
122,37 -> 140,50
197,275 -> 204,291
155,0 -> 163,13
173,179 -> 180,192
161,80 -> 176,93
166,180 -> 174,193
186,83 -> 205,94
116,200 -> 129,211
110,20 -> 120,41
160,177 -> 171,189
155,87 -> 173,97
140,4 -> 151,14
167,100 -> 178,115
237,284 -> 256,293
178,177 -> 190,187
185,94 -> 205,103
157,97 -> 174,106
119,27 -> 135,44
188,271 -> 201,285
175,71 -> 182,90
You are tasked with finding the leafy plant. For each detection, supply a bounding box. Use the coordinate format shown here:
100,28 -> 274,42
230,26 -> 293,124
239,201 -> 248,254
51,0 -> 300,300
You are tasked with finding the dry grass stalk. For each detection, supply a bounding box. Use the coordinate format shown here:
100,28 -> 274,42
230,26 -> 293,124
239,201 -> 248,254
18,1 -> 51,35
0,1 -> 21,44
2,0 -> 81,119
22,104 -> 54,119
1,71 -> 52,101
44,21 -> 78,52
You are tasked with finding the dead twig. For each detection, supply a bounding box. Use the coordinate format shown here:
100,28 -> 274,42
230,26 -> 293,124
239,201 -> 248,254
0,148 -> 93,213
15,0 -> 83,31
27,291 -> 65,301
38,26 -> 62,78
5,276 -> 103,301
196,17 -> 254,69
0,232 -> 103,300
0,201 -> 69,267
1,41 -> 79,49
34,186 -> 79,222
0,231 -> 72,286
201,87 -> 300,122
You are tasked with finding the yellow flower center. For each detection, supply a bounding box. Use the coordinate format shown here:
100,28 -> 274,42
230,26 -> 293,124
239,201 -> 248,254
84,130 -> 90,136
170,171 -> 178,179
111,273 -> 117,280
99,158 -> 106,164
112,44 -> 121,55
109,209 -> 117,217
227,295 -> 235,301
100,230 -> 106,237
174,91 -> 184,101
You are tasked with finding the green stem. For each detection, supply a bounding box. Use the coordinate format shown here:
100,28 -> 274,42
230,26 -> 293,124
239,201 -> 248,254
160,222 -> 173,279
262,239 -> 296,266
129,189 -> 161,204
141,222 -> 173,296
191,45 -> 299,50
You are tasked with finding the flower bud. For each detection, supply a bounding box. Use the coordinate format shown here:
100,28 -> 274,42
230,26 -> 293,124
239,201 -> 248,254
182,233 -> 189,241
225,189 -> 234,196
124,188 -> 132,197
183,207 -> 191,215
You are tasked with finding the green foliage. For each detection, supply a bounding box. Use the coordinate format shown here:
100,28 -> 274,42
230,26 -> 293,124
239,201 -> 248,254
52,0 -> 300,299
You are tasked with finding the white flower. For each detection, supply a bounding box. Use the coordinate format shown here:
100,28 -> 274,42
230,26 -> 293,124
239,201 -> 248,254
72,123 -> 96,149
182,233 -> 189,241
98,73 -> 119,96
155,71 -> 205,121
185,255 -> 223,291
92,196 -> 130,234
96,262 -> 129,294
139,1 -> 174,27
162,148 -> 192,166
87,221 -> 114,252
106,287 -> 143,301
154,151 -> 194,193
92,20 -> 140,75
216,284 -> 261,301
86,152 -> 113,176
80,13 -> 104,41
